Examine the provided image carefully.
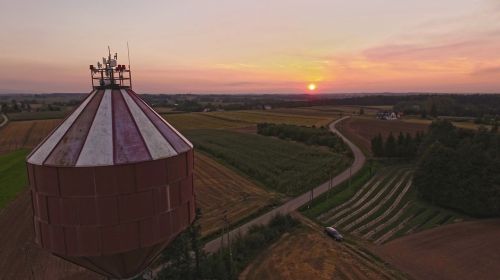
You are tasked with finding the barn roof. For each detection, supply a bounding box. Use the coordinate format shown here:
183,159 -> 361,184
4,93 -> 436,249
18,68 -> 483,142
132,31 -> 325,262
27,89 -> 192,167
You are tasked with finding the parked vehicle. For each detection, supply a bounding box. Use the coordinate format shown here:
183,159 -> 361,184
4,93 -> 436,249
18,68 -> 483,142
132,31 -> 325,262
325,227 -> 343,241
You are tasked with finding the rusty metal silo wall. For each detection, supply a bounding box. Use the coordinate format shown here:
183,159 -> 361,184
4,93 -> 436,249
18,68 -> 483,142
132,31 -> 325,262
28,149 -> 195,278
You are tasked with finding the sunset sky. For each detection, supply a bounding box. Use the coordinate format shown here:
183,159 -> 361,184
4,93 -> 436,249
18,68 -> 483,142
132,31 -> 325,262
1,0 -> 500,94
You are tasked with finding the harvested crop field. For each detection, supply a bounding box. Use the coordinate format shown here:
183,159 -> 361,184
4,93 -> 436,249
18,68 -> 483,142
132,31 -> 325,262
241,214 -> 403,280
375,219 -> 500,280
165,110 -> 336,132
0,119 -> 61,154
195,152 -> 278,237
338,117 -> 428,155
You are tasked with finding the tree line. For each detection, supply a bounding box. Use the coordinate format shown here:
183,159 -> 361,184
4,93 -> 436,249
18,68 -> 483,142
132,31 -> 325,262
256,123 -> 348,154
371,131 -> 425,158
151,212 -> 298,280
414,120 -> 500,217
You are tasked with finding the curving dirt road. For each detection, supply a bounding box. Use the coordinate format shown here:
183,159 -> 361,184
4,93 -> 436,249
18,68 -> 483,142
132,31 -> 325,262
203,116 -> 366,253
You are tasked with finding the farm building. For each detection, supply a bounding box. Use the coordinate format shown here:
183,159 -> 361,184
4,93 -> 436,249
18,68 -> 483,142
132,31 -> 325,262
26,50 -> 195,279
376,111 -> 402,120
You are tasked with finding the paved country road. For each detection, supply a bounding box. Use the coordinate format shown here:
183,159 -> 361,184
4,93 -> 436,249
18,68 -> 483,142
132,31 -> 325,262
203,116 -> 366,253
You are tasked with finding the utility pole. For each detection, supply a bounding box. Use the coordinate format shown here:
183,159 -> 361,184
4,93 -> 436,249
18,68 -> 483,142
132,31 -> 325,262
222,210 -> 232,277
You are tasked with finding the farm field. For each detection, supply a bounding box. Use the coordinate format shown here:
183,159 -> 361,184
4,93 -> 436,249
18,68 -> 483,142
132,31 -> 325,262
0,150 -> 29,209
165,109 -> 337,132
164,112 -> 249,130
304,166 -> 464,245
0,119 -> 61,154
195,152 -> 279,237
185,129 -> 351,196
338,117 -> 428,155
401,117 -> 492,131
6,109 -> 72,121
375,219 -> 500,280
241,214 -> 404,280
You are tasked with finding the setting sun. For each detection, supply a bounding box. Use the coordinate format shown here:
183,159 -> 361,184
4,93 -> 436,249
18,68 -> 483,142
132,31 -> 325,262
308,83 -> 317,91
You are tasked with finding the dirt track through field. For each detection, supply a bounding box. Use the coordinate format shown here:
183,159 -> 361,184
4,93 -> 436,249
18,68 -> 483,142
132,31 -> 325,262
375,219 -> 500,280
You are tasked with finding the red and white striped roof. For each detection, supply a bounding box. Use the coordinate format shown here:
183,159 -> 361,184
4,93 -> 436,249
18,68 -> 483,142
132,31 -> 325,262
27,89 -> 192,167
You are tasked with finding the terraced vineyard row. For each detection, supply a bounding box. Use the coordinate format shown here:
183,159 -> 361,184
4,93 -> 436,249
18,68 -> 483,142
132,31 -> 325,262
316,166 -> 463,244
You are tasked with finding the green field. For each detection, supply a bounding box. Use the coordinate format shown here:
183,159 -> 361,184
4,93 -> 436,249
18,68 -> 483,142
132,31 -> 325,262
302,164 -> 466,243
6,110 -> 70,121
185,129 -> 351,196
0,149 -> 29,209
165,110 -> 336,131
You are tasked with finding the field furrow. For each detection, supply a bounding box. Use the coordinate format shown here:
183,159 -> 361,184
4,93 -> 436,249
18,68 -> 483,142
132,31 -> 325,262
374,213 -> 416,245
331,170 -> 405,227
321,170 -> 400,225
316,170 -> 388,221
363,202 -> 412,240
353,178 -> 412,234
344,172 -> 411,231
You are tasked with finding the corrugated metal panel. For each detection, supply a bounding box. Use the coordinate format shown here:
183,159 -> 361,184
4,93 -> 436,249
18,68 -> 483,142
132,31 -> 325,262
76,198 -> 98,225
115,164 -> 136,194
128,89 -> 192,153
76,89 -> 114,166
140,216 -> 161,247
101,224 -> 122,254
121,89 -> 177,159
96,197 -> 119,225
117,222 -> 140,252
49,225 -> 66,254
118,191 -> 154,222
44,90 -> 104,166
180,176 -> 193,203
167,153 -> 187,183
58,167 -> 95,196
159,211 -> 172,238
61,198 -> 78,225
34,165 -> 59,195
169,182 -> 181,209
77,226 -> 101,256
64,227 -> 78,255
135,159 -> 168,190
27,90 -> 97,165
47,196 -> 62,224
94,165 -> 118,196
112,89 -> 152,164
36,194 -> 49,221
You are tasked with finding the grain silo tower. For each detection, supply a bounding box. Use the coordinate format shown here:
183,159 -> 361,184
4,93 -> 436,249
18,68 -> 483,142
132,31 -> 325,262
26,49 -> 195,279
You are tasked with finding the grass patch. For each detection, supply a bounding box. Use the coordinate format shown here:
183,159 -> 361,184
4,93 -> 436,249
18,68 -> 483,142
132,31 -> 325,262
0,149 -> 29,209
185,129 -> 351,196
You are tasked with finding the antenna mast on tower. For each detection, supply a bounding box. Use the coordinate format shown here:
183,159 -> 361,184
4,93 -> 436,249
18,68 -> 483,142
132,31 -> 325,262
89,46 -> 132,90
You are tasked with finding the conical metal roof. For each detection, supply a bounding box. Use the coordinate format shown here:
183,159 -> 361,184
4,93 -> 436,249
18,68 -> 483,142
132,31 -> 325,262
27,89 -> 192,167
